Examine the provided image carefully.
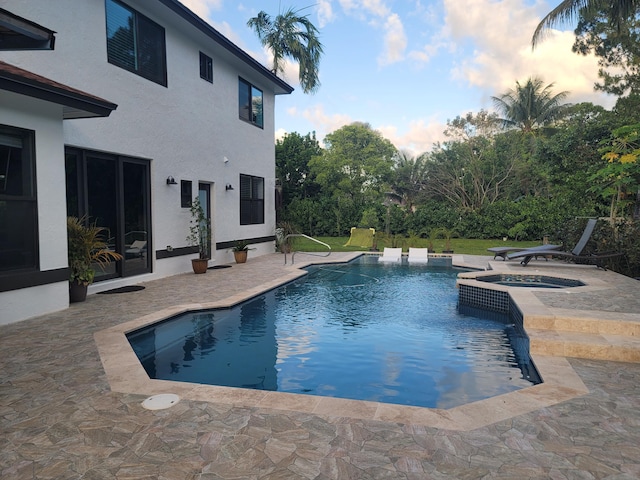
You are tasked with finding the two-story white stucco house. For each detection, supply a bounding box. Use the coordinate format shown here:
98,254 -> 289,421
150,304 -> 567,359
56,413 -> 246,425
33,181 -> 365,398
0,1 -> 293,324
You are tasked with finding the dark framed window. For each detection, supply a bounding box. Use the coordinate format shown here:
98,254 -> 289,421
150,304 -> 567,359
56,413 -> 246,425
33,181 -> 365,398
199,52 -> 213,83
240,174 -> 264,225
0,126 -> 37,273
105,0 -> 167,86
65,148 -> 151,280
238,78 -> 263,128
181,180 -> 192,208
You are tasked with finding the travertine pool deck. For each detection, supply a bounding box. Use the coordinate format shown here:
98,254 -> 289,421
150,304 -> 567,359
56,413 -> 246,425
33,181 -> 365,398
2,253 -> 640,479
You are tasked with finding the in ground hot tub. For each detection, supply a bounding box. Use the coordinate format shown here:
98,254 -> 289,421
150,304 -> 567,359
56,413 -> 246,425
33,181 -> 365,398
476,274 -> 585,289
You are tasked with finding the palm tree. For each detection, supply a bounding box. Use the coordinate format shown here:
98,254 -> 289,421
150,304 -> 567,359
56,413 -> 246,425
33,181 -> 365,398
491,77 -> 570,133
532,0 -> 640,48
388,151 -> 429,211
247,7 -> 323,94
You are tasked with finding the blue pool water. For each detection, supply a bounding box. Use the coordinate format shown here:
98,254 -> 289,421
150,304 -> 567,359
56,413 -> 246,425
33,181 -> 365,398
128,256 -> 540,409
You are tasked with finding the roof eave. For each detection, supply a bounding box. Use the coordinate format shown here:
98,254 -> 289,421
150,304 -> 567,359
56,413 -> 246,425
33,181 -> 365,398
0,75 -> 117,119
0,7 -> 56,51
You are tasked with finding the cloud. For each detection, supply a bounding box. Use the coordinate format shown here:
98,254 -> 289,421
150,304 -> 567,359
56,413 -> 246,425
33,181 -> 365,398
378,118 -> 449,155
443,0 -> 616,108
317,0 -> 335,27
284,104 -> 352,144
275,128 -> 288,143
333,0 -> 407,68
378,14 -> 407,66
339,0 -> 390,19
407,33 -> 447,65
179,0 -> 222,19
283,104 -> 445,154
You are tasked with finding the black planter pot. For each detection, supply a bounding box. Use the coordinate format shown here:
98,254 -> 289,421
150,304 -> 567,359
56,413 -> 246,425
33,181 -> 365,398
69,280 -> 88,303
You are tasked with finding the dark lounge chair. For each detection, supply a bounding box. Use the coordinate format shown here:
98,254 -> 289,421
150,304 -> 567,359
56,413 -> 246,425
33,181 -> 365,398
487,243 -> 560,260
507,219 -> 623,268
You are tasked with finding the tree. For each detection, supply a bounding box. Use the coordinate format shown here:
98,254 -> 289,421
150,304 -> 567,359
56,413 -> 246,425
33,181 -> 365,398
532,0 -> 640,48
425,112 -> 518,211
573,7 -> 640,96
492,77 -> 570,133
276,131 -> 322,205
388,151 -> 429,211
594,123 -> 640,218
309,123 -> 396,234
311,123 -> 396,199
247,7 -> 323,94
533,103 -> 611,196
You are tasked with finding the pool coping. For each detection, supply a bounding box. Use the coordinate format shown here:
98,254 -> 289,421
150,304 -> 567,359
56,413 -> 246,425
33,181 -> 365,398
94,252 -> 590,431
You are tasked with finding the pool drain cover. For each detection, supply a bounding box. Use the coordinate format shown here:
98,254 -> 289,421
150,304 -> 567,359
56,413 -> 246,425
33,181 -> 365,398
142,393 -> 180,410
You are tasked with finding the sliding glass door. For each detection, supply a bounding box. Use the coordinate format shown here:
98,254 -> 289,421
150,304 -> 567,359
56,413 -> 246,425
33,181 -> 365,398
65,148 -> 151,280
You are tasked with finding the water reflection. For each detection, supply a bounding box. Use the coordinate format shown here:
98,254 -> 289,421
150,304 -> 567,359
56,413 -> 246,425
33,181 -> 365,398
127,259 -> 541,409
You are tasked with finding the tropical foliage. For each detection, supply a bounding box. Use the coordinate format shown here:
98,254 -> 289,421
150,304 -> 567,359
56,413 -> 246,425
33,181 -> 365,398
67,216 -> 123,285
532,0 -> 640,48
491,77 -> 569,133
573,6 -> 640,96
275,91 -> 640,276
593,123 -> 640,219
247,6 -> 323,94
273,0 -> 640,276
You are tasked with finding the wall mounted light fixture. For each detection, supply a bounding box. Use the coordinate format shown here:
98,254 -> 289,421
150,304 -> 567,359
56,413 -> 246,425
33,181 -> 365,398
225,184 -> 234,191
166,176 -> 177,185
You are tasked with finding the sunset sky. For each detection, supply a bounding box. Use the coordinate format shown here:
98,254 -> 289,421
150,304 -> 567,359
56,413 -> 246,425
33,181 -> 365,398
182,0 -> 615,154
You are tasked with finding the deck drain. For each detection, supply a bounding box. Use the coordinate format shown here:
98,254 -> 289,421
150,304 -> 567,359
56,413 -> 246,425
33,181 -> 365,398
142,393 -> 180,410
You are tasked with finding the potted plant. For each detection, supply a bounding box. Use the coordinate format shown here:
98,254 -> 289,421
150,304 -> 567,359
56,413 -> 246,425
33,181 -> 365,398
67,216 -> 123,302
186,197 -> 211,274
231,240 -> 250,263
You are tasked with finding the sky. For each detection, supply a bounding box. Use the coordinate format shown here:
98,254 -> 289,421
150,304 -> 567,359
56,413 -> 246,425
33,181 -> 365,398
181,0 -> 616,154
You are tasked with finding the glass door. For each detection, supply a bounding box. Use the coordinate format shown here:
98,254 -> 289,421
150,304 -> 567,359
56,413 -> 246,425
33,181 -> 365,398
198,183 -> 211,259
65,147 -> 151,280
123,161 -> 150,274
86,154 -> 118,281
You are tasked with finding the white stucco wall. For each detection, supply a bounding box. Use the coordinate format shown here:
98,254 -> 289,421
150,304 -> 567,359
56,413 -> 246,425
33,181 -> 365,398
2,0 -> 281,284
0,91 -> 70,324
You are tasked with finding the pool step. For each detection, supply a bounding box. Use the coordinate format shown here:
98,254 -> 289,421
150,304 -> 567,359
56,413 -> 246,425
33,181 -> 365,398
527,328 -> 640,363
524,311 -> 640,363
524,313 -> 640,337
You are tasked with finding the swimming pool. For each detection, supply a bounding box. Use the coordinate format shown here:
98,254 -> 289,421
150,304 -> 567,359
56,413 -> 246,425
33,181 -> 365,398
127,256 -> 540,409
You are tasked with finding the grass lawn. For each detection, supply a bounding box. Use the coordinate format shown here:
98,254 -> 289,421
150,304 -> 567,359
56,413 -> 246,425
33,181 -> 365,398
288,236 -> 547,256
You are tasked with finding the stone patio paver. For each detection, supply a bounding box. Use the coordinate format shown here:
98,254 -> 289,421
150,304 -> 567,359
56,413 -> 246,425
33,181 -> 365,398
1,252 -> 639,479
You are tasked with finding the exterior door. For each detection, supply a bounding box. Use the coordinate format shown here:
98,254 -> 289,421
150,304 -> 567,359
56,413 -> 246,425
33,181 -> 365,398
65,147 -> 151,280
198,183 -> 211,259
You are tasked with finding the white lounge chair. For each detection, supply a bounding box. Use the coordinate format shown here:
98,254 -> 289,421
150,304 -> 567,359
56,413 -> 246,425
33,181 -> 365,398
408,247 -> 429,264
126,240 -> 147,258
378,247 -> 402,263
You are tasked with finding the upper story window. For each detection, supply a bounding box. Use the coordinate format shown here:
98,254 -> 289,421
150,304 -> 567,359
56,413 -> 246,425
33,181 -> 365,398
0,126 -> 38,274
105,0 -> 167,86
238,78 -> 263,128
240,174 -> 264,225
200,52 -> 213,83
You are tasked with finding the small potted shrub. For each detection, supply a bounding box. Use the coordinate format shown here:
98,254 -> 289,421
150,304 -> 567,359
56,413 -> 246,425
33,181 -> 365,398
231,240 -> 250,263
67,216 -> 123,302
187,198 -> 211,274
